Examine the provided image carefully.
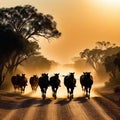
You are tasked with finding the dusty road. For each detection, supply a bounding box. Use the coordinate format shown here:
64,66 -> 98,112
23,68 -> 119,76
0,91 -> 120,120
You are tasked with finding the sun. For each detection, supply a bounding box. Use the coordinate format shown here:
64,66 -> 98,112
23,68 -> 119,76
100,0 -> 120,5
93,0 -> 120,9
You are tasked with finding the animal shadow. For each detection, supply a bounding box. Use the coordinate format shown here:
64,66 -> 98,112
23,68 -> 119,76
38,98 -> 52,106
55,99 -> 70,106
74,96 -> 88,103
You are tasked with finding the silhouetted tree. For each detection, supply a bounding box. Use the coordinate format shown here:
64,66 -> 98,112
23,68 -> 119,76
114,52 -> 120,71
96,41 -> 116,49
80,41 -> 120,71
0,5 -> 61,39
22,55 -> 52,71
103,53 -> 120,87
0,26 -> 29,85
103,55 -> 117,78
0,5 -> 61,86
80,48 -> 103,70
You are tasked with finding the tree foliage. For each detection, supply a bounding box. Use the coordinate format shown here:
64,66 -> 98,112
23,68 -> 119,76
104,53 -> 120,87
103,55 -> 117,78
80,48 -> 103,70
114,52 -> 120,71
0,5 -> 61,39
79,41 -> 120,88
0,5 -> 61,86
80,41 -> 120,71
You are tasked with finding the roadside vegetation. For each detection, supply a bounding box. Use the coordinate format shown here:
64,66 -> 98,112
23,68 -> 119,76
77,41 -> 120,93
0,5 -> 61,87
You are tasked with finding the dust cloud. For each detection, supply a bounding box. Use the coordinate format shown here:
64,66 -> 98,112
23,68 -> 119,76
8,64 -> 107,98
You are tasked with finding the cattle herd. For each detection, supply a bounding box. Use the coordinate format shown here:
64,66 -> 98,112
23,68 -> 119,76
11,72 -> 93,100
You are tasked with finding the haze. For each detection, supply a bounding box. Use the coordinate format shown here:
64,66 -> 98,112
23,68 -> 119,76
1,0 -> 120,64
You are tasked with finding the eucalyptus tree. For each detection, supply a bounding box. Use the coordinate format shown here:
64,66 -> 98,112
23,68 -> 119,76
114,52 -> 120,71
80,41 -> 120,71
80,48 -> 103,70
0,5 -> 61,39
103,53 -> 120,87
0,5 -> 61,85
104,55 -> 117,79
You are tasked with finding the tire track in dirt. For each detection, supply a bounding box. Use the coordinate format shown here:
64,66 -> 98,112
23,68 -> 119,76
22,98 -> 44,120
55,99 -> 73,120
46,99 -> 58,120
88,99 -> 112,120
69,97 -> 113,120
1,95 -> 120,120
68,101 -> 89,120
93,96 -> 120,119
55,98 -> 89,120
2,98 -> 36,120
33,98 -> 52,120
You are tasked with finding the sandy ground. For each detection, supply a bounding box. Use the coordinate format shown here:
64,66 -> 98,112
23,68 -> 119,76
0,89 -> 120,120
95,87 -> 120,107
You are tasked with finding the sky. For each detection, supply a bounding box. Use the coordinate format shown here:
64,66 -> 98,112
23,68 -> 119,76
1,0 -> 120,64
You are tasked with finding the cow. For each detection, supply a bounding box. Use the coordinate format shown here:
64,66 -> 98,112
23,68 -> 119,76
38,73 -> 50,100
80,72 -> 93,99
64,72 -> 76,100
50,73 -> 61,99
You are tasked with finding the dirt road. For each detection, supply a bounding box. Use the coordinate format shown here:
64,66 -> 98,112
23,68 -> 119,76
0,92 -> 120,120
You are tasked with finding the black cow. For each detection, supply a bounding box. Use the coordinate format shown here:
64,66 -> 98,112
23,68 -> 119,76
38,73 -> 50,100
64,72 -> 76,100
50,73 -> 61,99
11,74 -> 21,91
19,74 -> 28,93
80,72 -> 93,99
29,75 -> 38,91
11,74 -> 27,93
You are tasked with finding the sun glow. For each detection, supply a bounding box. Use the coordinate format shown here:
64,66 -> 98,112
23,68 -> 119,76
95,0 -> 120,6
103,0 -> 120,4
16,65 -> 99,99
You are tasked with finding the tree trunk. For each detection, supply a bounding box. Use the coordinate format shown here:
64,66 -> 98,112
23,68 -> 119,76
0,64 -> 4,86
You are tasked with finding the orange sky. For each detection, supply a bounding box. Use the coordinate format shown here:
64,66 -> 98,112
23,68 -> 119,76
1,0 -> 120,64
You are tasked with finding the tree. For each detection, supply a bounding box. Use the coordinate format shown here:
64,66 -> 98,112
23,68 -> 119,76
96,41 -> 116,49
0,5 -> 61,86
103,53 -> 120,87
114,52 -> 120,71
80,41 -> 120,71
0,26 -> 30,85
0,5 -> 61,39
80,48 -> 103,70
103,55 -> 117,78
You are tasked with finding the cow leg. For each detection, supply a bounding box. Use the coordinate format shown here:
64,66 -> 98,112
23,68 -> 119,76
41,88 -> 44,94
45,86 -> 49,94
70,88 -> 73,94
70,87 -> 74,99
55,87 -> 58,94
44,88 -> 47,95
66,87 -> 70,98
89,86 -> 91,93
85,87 -> 90,98
52,86 -> 55,93
88,87 -> 91,99
21,86 -> 25,93
67,87 -> 70,93
56,87 -> 58,93
53,87 -> 57,99
14,85 -> 17,92
85,87 -> 87,97
20,87 -> 23,93
52,87 -> 55,98
81,85 -> 84,90
41,88 -> 46,100
54,87 -> 58,99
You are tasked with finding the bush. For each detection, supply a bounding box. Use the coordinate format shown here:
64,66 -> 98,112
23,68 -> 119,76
114,86 -> 120,93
